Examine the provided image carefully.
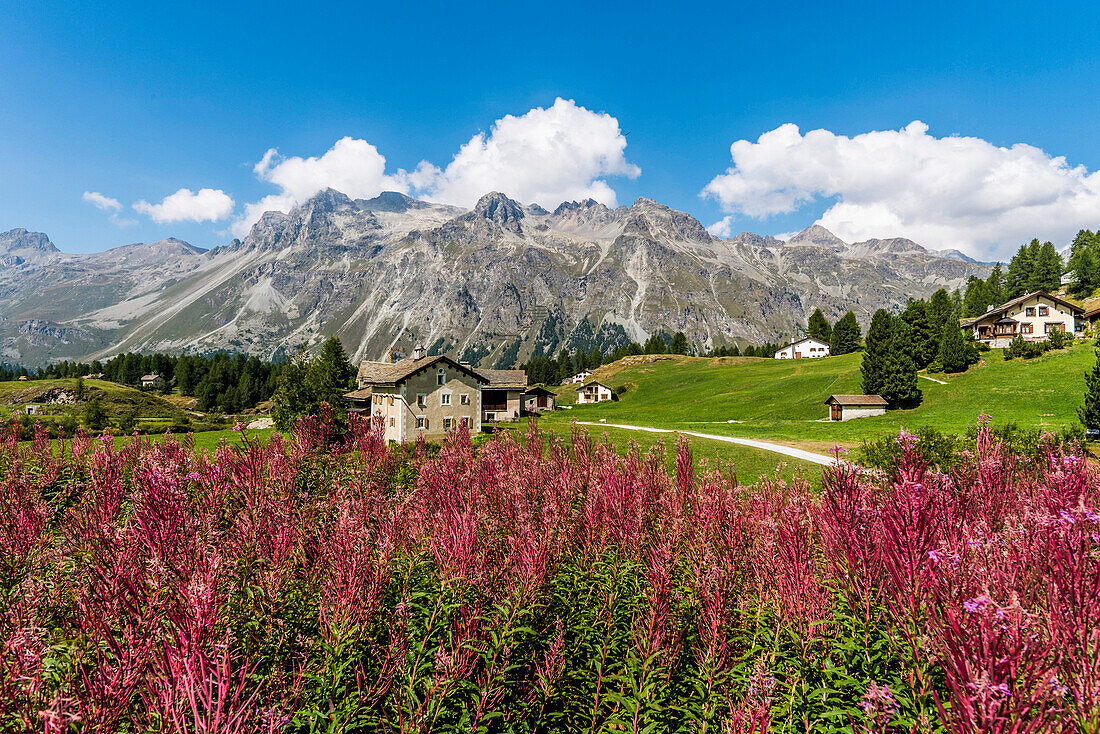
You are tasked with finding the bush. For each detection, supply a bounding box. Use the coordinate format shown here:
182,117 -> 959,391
1048,326 -> 1070,350
1004,335 -> 1048,360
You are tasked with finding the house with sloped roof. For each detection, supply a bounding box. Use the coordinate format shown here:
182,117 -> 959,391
478,369 -> 527,422
347,346 -> 489,442
523,386 -> 556,413
577,381 -> 614,404
825,394 -> 888,421
961,292 -> 1083,348
775,337 -> 830,359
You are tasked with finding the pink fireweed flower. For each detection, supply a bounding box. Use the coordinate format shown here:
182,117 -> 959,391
860,680 -> 899,718
1048,676 -> 1069,697
963,595 -> 993,614
232,422 -> 245,432
895,428 -> 918,449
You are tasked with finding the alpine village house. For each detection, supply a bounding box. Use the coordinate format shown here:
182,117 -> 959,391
345,346 -> 542,443
962,291 -> 1084,348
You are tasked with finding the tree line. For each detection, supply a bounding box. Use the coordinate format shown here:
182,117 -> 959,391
860,289 -> 982,407
3,352 -> 285,413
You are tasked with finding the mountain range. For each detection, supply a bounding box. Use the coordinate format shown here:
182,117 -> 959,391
0,190 -> 990,367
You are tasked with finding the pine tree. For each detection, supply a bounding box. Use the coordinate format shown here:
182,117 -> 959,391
880,317 -> 921,407
643,334 -> 667,354
860,310 -> 893,396
271,354 -> 312,431
807,308 -> 832,343
901,300 -> 937,368
927,288 -> 954,341
1032,241 -> 1064,292
830,311 -> 861,355
963,276 -> 992,318
1006,243 -> 1034,298
939,316 -> 969,373
985,264 -> 1006,306
670,332 -> 689,355
1078,349 -> 1100,429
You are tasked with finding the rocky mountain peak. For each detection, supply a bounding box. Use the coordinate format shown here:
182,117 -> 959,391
361,191 -> 426,213
303,188 -> 356,214
626,198 -> 712,243
0,228 -> 59,255
470,192 -> 526,232
786,224 -> 848,250
552,198 -> 606,216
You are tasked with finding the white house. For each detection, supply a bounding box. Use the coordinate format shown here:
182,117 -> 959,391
825,394 -> 888,421
564,370 -> 593,385
577,381 -> 614,404
962,292 -> 1084,348
774,337 -> 830,359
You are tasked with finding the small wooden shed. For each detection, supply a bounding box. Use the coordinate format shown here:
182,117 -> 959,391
825,394 -> 888,421
523,386 -> 556,413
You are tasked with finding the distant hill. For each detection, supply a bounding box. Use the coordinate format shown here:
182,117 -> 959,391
548,344 -> 1089,444
0,190 -> 989,366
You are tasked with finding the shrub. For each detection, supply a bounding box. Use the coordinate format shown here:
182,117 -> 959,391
1,416 -> 1097,733
1004,335 -> 1047,360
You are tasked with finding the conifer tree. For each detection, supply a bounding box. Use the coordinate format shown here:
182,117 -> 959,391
939,316 -> 969,373
860,310 -> 893,396
1032,240 -> 1064,292
807,308 -> 832,343
901,300 -> 937,368
1078,349 -> 1100,429
963,276 -> 992,318
985,264 -> 1006,306
1006,243 -> 1033,298
880,317 -> 921,406
927,288 -> 954,341
830,311 -> 861,355
670,331 -> 689,355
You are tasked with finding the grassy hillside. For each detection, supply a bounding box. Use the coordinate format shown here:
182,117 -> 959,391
543,344 -> 1096,451
0,378 -> 176,421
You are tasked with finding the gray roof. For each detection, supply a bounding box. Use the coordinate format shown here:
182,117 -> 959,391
825,394 -> 889,406
479,369 -> 528,389
356,355 -> 489,386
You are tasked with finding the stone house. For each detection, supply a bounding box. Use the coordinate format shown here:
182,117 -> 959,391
479,369 -> 528,422
140,374 -> 163,389
577,381 -> 614,404
347,349 -> 487,443
825,394 -> 888,421
963,292 -> 1084,348
774,337 -> 830,359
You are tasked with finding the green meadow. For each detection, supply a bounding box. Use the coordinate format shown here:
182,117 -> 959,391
541,342 -> 1096,453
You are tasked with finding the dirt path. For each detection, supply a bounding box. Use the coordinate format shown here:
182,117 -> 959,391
577,421 -> 841,466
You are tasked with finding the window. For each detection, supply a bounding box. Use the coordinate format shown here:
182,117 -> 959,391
1025,307 -> 1035,317
1021,323 -> 1034,334
416,416 -> 426,429
437,368 -> 446,386
443,417 -> 454,430
1045,323 -> 1062,334
387,395 -> 394,406
485,412 -> 496,422
441,392 -> 451,406
416,393 -> 426,408
1039,306 -> 1049,316
460,417 -> 469,427
460,393 -> 470,405
389,417 -> 395,427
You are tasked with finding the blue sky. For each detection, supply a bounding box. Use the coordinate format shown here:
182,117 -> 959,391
3,1 -> 1100,259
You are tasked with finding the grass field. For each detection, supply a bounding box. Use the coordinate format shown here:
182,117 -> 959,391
491,421 -> 823,488
0,378 -> 176,421
541,343 -> 1096,452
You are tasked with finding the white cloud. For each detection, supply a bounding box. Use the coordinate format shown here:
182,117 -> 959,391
83,191 -> 122,212
134,188 -> 235,224
229,138 -> 409,237
702,121 -> 1100,259
231,99 -> 639,238
411,98 -> 639,209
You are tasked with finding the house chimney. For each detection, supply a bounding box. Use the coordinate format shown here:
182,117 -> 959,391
413,344 -> 426,360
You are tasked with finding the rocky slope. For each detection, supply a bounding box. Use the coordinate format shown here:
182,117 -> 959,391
0,191 -> 988,366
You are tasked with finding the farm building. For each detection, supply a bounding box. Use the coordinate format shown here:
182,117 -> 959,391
480,369 -> 528,423
774,337 -> 830,359
523,386 -> 556,413
825,394 -> 888,421
577,381 -> 614,404
140,374 -> 163,389
962,292 -> 1084,348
